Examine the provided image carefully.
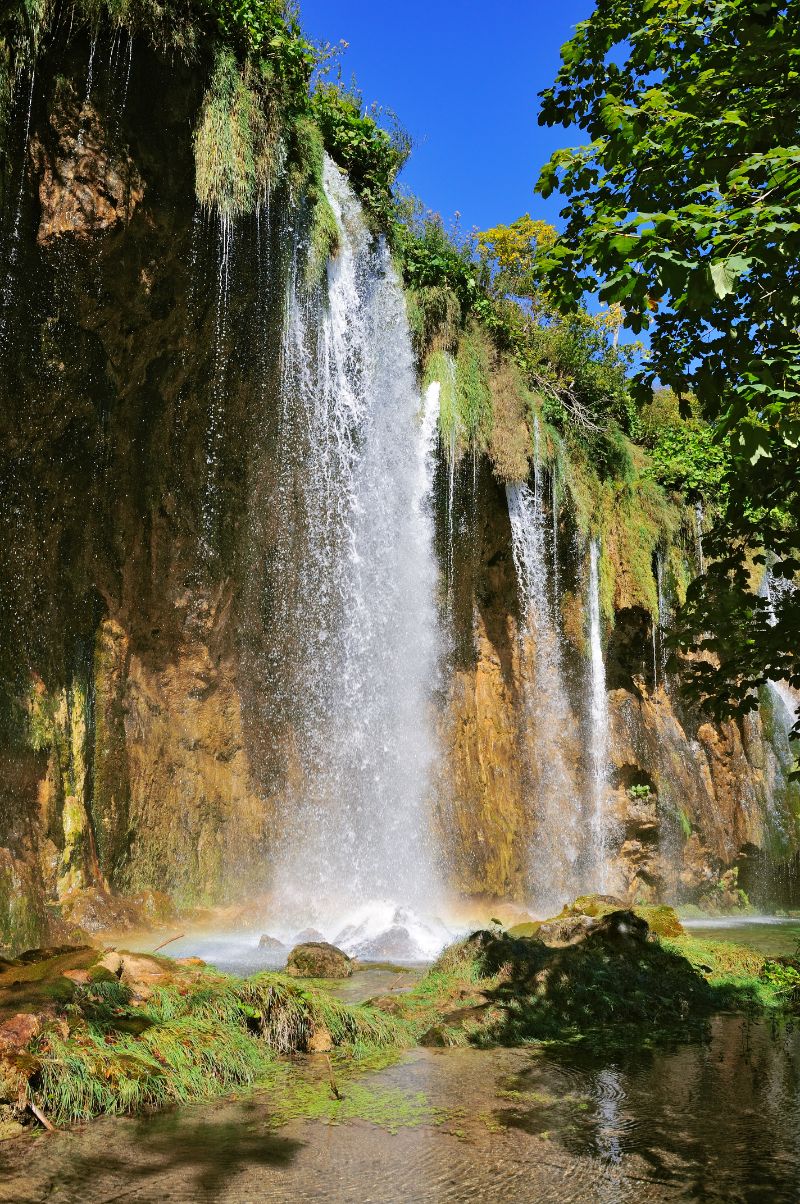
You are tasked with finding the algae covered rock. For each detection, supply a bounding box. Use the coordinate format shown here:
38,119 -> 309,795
537,909 -> 650,948
286,942 -> 353,978
632,904 -> 684,938
554,895 -> 684,939
507,920 -> 542,938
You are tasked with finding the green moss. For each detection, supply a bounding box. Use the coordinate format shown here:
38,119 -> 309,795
284,117 -> 342,289
561,437 -> 682,626
407,285 -> 462,359
507,921 -> 542,938
268,1072 -> 439,1133
0,859 -> 46,956
457,328 -> 493,452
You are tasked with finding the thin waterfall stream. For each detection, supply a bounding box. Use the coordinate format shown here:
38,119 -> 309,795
506,419 -> 582,912
587,538 -> 613,890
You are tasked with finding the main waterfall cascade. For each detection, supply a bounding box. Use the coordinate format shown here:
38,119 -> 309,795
263,156 -> 448,959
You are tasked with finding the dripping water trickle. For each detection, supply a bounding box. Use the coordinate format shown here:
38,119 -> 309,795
588,538 -> 612,889
694,500 -> 706,573
201,216 -> 233,552
0,65 -> 36,355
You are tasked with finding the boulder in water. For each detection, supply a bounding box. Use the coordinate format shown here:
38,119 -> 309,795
257,934 -> 286,952
286,942 -> 353,979
350,925 -> 417,961
292,928 -> 326,944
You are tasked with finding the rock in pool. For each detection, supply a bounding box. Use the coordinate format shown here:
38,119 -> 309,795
286,942 -> 353,978
258,934 -> 286,952
293,928 -> 326,944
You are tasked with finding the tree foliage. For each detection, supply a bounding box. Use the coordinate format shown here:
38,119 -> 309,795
537,0 -> 800,735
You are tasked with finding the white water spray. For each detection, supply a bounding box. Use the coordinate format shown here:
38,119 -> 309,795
267,158 -> 445,953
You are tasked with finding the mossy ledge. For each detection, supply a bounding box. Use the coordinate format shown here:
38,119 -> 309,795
2,900 -> 798,1135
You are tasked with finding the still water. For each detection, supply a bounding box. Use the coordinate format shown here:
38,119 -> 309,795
681,915 -> 800,958
2,1014 -> 798,1203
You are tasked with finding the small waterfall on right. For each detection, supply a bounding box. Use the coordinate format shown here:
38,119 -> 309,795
506,420 -> 582,912
587,538 -> 613,890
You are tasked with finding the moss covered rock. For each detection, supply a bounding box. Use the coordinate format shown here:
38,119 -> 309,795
286,942 -> 353,979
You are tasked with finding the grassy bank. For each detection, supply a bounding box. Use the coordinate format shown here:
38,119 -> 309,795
2,905 -> 798,1133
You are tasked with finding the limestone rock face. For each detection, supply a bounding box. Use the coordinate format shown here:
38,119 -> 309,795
31,82 -> 144,244
440,468 -> 799,909
285,942 -> 353,979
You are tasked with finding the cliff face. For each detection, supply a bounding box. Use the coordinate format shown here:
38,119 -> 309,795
442,469 -> 800,908
0,37 -> 796,952
0,36 -> 284,946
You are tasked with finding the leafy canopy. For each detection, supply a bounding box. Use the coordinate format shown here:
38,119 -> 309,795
536,0 -> 800,734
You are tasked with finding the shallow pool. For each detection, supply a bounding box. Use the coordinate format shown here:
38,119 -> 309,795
2,1014 -> 799,1203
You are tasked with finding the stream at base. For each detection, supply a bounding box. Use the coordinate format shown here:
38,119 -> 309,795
3,1014 -> 799,1203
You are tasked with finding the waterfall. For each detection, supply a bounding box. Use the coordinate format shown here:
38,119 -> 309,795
588,538 -> 612,890
654,550 -> 668,689
200,217 -> 233,553
694,501 -> 705,573
0,66 -> 36,355
266,157 -> 445,957
507,419 -> 581,912
551,468 -> 560,611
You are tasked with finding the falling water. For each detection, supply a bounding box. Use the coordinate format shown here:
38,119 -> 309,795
588,538 -> 613,889
654,550 -> 669,689
266,157 -> 445,957
200,217 -> 233,552
0,66 -> 36,354
551,468 -> 560,611
507,419 -> 581,911
694,501 -> 706,573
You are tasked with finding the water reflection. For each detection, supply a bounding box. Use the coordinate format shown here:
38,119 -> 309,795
2,1017 -> 799,1202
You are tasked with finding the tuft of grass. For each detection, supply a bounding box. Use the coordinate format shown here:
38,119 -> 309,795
194,47 -> 280,221
19,962 -> 410,1127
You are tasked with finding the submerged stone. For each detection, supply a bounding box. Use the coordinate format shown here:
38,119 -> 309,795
286,942 -> 353,978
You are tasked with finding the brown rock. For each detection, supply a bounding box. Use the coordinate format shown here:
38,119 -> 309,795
0,1013 -> 41,1052
97,951 -> 123,977
286,942 -> 353,979
31,82 -> 144,244
62,968 -> 91,984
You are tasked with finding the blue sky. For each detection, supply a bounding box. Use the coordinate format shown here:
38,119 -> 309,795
299,0 -> 594,238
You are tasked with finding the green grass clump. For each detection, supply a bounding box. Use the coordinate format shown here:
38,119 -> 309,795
19,963 -> 409,1127
194,47 -> 280,221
